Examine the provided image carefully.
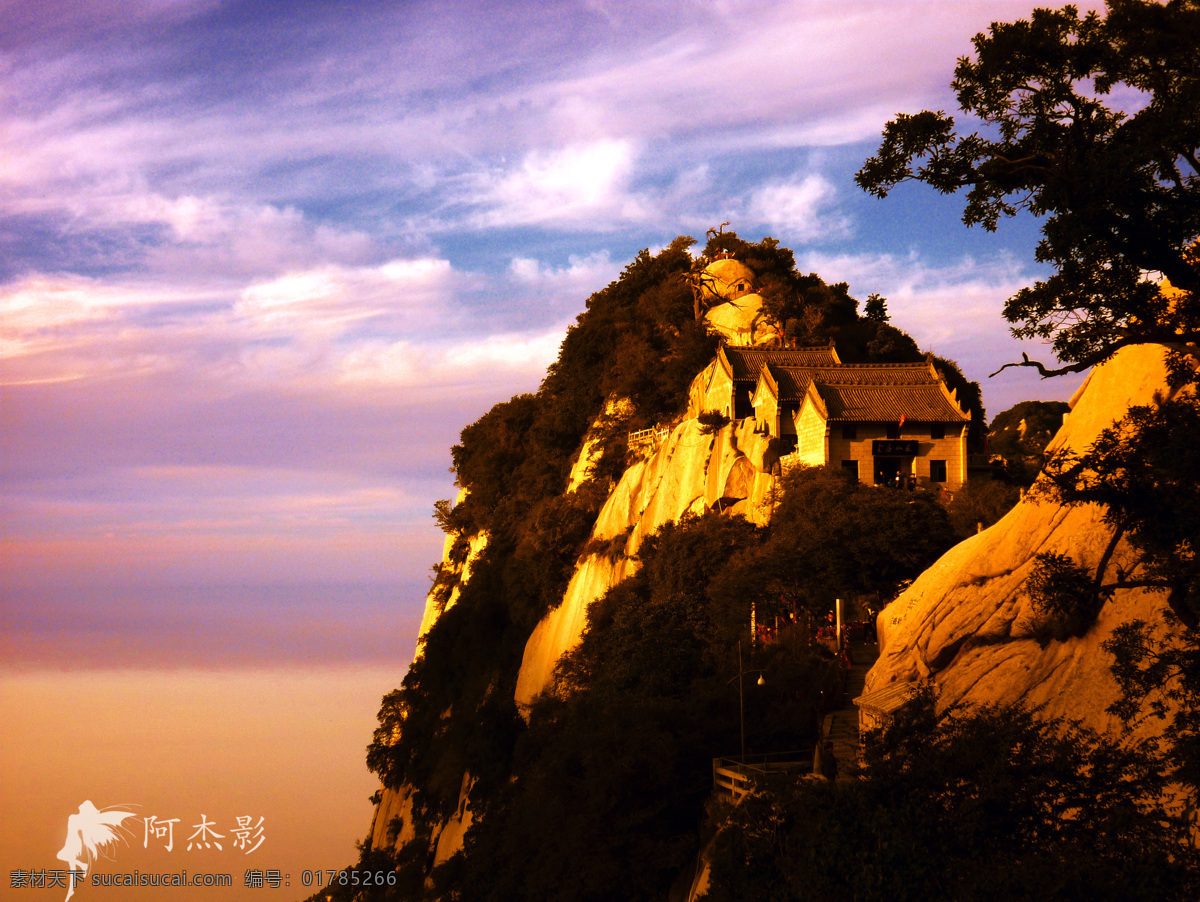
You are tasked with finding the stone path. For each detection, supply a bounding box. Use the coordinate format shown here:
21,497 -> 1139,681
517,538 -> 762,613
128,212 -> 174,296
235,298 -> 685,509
821,640 -> 878,781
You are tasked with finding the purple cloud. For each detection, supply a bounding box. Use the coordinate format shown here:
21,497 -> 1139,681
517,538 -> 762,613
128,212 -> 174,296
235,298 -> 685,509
2,1 -> 1101,669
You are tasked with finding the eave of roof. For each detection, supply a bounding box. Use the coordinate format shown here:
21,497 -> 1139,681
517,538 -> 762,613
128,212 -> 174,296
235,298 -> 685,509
723,344 -> 841,382
813,382 -> 970,423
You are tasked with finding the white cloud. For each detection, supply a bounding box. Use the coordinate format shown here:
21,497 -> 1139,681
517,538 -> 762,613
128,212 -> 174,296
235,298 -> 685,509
3,1 -> 1076,251
0,274 -> 210,363
97,191 -> 378,277
508,251 -> 615,288
508,257 -> 544,283
0,254 -> 561,392
234,258 -> 456,338
441,329 -> 564,372
799,249 -> 1033,344
746,173 -> 851,243
522,2 -> 1036,151
0,256 -> 465,387
796,250 -> 1099,412
336,326 -> 566,390
120,193 -> 232,242
793,248 -> 1090,412
471,140 -> 645,228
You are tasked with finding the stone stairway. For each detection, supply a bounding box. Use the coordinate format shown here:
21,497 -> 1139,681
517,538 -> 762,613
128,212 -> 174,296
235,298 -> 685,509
821,640 -> 878,781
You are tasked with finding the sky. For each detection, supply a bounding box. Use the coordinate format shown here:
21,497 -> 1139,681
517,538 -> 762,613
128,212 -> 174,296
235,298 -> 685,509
2,0 -> 1104,676
0,0 -> 1098,674
2,667 -> 392,898
1,0 -> 1106,887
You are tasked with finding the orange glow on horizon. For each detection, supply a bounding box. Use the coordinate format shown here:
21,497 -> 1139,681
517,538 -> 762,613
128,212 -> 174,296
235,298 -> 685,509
1,667 -> 402,899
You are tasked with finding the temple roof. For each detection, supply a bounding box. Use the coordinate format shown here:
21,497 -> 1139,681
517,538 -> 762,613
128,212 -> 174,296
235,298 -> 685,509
769,361 -> 942,400
814,382 -> 970,423
719,344 -> 841,382
754,360 -> 970,423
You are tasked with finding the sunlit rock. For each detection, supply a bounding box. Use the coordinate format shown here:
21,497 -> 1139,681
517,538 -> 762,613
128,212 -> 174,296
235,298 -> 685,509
698,258 -> 781,347
416,488 -> 489,644
866,343 -> 1186,737
514,370 -> 780,707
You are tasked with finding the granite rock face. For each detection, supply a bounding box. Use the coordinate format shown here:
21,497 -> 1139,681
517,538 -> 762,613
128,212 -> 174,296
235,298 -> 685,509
370,299 -> 791,859
515,362 -> 780,706
700,257 -> 782,347
866,344 -> 1184,737
372,323 -> 1186,865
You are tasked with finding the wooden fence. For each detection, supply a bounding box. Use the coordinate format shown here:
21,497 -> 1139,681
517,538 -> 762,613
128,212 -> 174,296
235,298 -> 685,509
711,751 -> 815,802
627,425 -> 670,450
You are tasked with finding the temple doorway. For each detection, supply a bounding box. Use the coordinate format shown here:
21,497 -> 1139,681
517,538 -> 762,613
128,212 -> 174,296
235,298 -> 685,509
873,457 -> 912,487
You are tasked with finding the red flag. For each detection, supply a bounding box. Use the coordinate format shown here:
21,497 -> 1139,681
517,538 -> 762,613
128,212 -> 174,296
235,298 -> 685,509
898,414 -> 907,429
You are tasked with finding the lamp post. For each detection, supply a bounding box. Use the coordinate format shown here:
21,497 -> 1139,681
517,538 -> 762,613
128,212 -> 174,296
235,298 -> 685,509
730,639 -> 765,763
836,597 -> 843,652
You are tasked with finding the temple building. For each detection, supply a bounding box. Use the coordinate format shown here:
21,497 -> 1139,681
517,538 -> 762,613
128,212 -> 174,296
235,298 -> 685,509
705,345 -> 971,490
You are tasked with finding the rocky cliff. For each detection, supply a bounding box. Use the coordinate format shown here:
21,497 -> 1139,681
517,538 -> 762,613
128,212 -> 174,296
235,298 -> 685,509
369,264 -> 789,861
515,368 -> 782,706
866,342 -> 1186,737
365,241 -> 1185,882
369,381 -> 784,859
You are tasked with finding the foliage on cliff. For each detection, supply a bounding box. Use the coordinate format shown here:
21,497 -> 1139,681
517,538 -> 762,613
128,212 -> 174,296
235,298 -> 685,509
721,467 -> 958,617
451,235 -> 713,537
703,688 -> 1200,901
1034,391 -> 1200,782
354,224 -> 979,900
695,229 -> 987,444
988,399 -> 1070,485
368,238 -> 714,832
379,479 -> 953,902
355,468 -> 959,901
859,0 -> 1200,800
368,232 -> 956,829
699,230 -> 917,365
430,511 -> 836,902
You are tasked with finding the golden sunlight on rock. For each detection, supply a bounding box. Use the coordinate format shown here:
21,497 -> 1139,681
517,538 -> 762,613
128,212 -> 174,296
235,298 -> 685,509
699,258 -> 781,347
868,343 -> 1189,736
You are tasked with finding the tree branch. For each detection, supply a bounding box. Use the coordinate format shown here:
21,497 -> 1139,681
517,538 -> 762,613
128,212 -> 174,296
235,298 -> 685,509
990,334 -> 1200,380
983,153 -> 1055,176
989,352 -> 1094,378
1093,520 -> 1127,597
1104,579 -> 1175,591
1166,583 -> 1200,630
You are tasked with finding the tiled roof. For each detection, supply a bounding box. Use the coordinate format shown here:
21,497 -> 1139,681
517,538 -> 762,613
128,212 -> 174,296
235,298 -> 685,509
817,363 -> 941,386
815,382 -> 970,423
722,345 -> 841,382
738,346 -> 970,424
767,362 -> 941,401
771,366 -> 814,401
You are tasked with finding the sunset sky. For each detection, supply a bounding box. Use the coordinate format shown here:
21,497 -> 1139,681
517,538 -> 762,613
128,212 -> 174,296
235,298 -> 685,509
2,0 -> 1096,885
1,0 -> 1095,673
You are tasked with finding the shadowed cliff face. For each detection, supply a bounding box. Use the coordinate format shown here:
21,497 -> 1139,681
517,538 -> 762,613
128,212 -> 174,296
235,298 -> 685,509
371,356 -> 785,859
867,343 -> 1185,737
